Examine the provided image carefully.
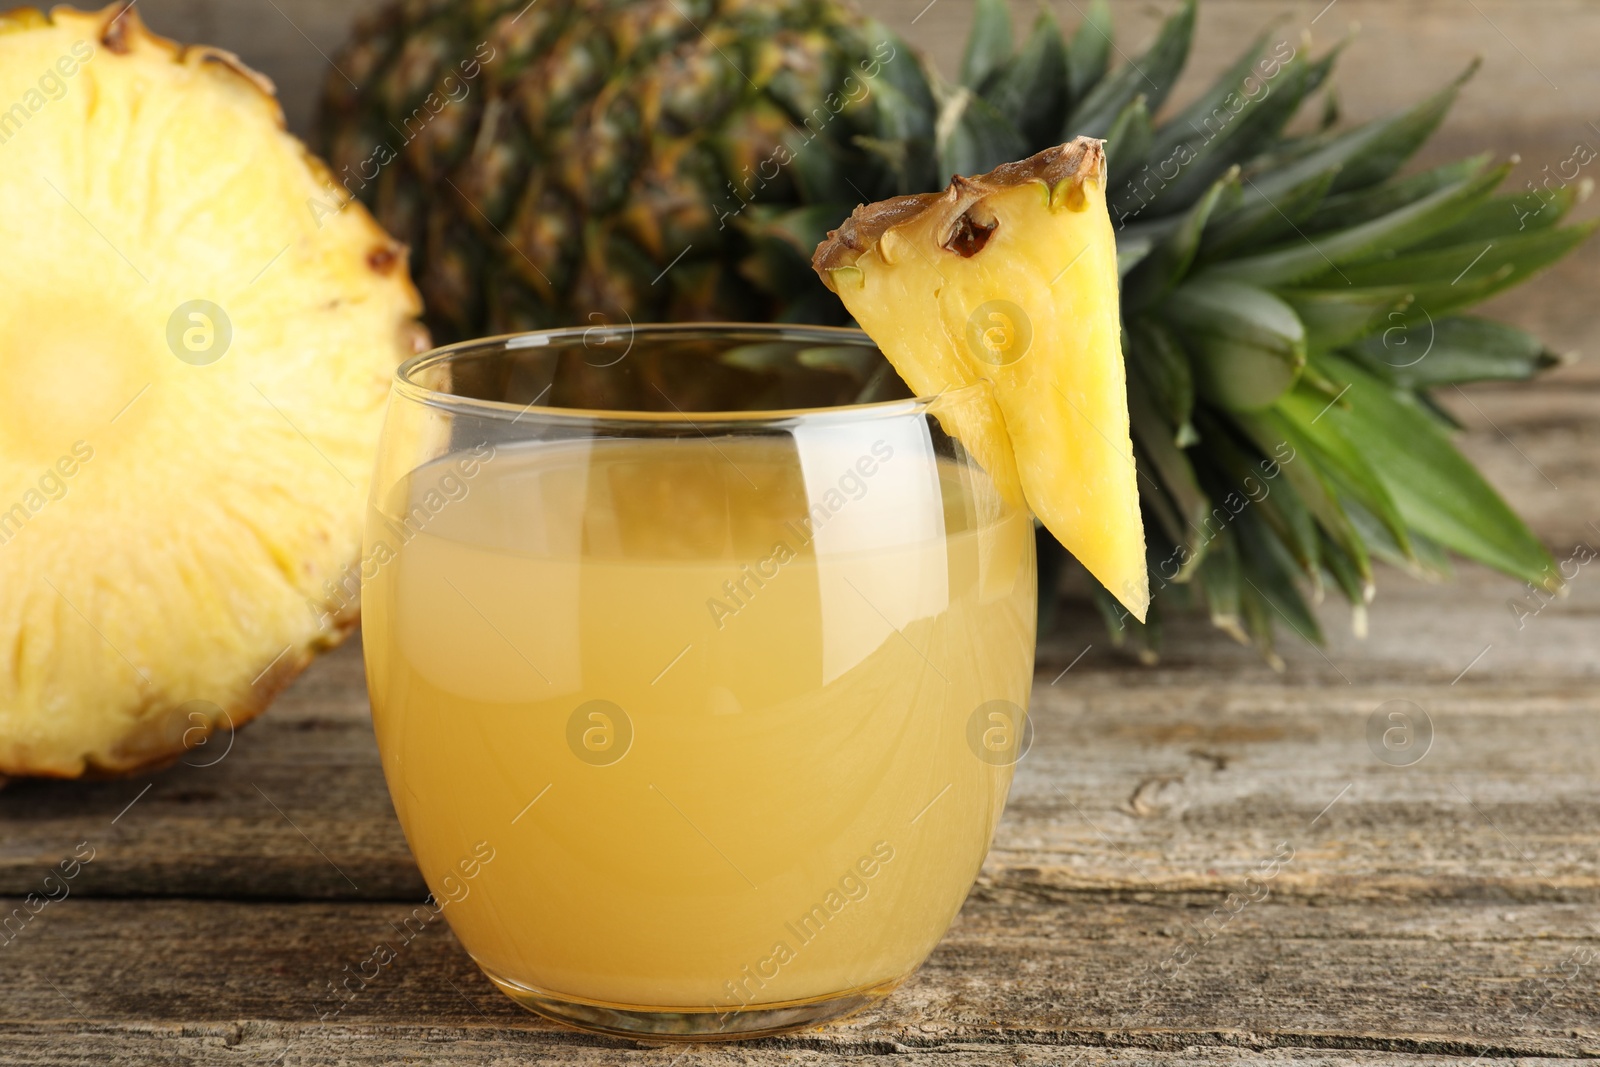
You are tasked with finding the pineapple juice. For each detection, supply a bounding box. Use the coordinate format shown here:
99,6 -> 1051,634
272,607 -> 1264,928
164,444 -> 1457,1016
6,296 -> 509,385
362,428 -> 1035,1011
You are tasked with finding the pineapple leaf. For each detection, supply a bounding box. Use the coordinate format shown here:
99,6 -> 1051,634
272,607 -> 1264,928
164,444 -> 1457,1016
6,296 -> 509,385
1196,410 -> 1320,583
1320,528 -> 1373,615
739,203 -> 850,257
1198,531 -> 1249,643
1065,0 -> 1114,111
1279,286 -> 1414,353
860,24 -> 940,168
1319,87 -> 1341,130
1342,497 -> 1448,581
1137,452 -> 1189,552
1137,56 -> 1311,216
1300,34 -> 1349,98
1236,408 -> 1374,590
1065,0 -> 1196,139
959,0 -> 1013,91
1237,586 -> 1281,663
1236,504 -> 1325,645
1412,389 -> 1466,433
1407,183 -> 1586,249
1124,167 -> 1236,310
1201,165 -> 1338,260
1274,393 -> 1414,557
1237,59 -> 1477,211
851,133 -> 931,195
1163,279 -> 1306,411
1147,27 -> 1277,163
1342,315 -> 1564,389
1303,154 -> 1489,233
1252,462 -> 1324,587
1246,126 -> 1342,173
982,9 -> 1069,146
1062,0 -> 1113,106
1331,58 -> 1480,192
1207,161 -> 1511,287
873,23 -> 940,112
1406,528 -> 1457,582
1128,372 -> 1210,572
1338,221 -> 1598,288
1379,219 -> 1600,322
1128,318 -> 1197,437
1117,237 -> 1154,277
1119,214 -> 1186,253
1286,357 -> 1559,590
933,85 -> 1027,180
1104,94 -> 1153,189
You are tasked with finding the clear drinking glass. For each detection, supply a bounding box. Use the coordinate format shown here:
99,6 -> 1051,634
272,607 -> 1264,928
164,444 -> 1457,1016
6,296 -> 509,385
362,323 -> 1036,1039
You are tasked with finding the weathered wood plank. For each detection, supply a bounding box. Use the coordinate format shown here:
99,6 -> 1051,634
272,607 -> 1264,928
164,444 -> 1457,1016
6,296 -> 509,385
3,549 -> 1598,903
1,898 -> 1596,1057
0,1033 -> 1594,1067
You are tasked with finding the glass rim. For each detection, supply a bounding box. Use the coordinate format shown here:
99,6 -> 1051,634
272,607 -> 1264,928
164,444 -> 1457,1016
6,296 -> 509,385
393,322 -> 988,425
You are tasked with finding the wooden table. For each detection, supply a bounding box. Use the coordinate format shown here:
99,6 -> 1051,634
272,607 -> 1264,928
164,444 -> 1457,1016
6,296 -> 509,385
3,367 -> 1599,1063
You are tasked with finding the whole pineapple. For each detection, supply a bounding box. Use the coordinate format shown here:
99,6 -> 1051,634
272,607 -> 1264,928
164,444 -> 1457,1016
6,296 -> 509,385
320,0 -> 1591,659
319,0 -> 897,333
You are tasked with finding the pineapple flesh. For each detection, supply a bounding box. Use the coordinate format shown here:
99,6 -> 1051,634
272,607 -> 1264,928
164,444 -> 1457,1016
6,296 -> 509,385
816,140 -> 1148,620
0,6 -> 423,776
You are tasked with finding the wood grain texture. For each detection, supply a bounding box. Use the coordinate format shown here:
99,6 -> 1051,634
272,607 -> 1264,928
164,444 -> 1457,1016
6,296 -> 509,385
1,1037 -> 1594,1067
2,898 -> 1597,1060
3,548 -> 1599,903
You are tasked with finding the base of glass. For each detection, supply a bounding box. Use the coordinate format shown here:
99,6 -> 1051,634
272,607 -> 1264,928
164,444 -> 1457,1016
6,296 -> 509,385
480,966 -> 904,1041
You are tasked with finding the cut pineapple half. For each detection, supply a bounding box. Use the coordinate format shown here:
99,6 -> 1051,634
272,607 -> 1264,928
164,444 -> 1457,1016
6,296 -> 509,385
0,6 -> 423,776
814,139 -> 1148,620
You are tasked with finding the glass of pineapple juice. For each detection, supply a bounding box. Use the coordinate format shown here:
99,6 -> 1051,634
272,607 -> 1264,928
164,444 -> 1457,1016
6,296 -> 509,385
362,324 -> 1036,1039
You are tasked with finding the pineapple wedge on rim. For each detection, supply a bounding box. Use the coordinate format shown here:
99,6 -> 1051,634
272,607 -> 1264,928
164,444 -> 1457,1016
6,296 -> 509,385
0,5 -> 424,777
814,138 -> 1148,620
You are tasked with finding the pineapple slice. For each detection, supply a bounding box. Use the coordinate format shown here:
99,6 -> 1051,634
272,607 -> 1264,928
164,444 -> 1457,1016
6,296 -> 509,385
814,139 -> 1148,620
0,6 -> 423,776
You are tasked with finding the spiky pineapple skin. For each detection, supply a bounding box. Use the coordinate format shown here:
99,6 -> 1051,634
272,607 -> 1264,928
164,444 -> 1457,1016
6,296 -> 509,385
319,0 -> 899,341
0,5 -> 424,777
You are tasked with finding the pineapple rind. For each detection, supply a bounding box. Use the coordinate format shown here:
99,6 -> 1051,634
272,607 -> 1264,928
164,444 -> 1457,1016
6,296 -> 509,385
0,5 -> 423,777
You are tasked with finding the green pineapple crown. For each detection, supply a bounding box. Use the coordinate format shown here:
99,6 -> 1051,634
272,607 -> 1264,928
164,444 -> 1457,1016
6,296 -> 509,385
807,0 -> 1590,661
320,0 -> 1593,662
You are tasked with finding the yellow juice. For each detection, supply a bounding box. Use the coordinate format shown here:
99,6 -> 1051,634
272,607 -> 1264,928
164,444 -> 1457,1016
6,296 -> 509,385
362,429 -> 1035,1014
